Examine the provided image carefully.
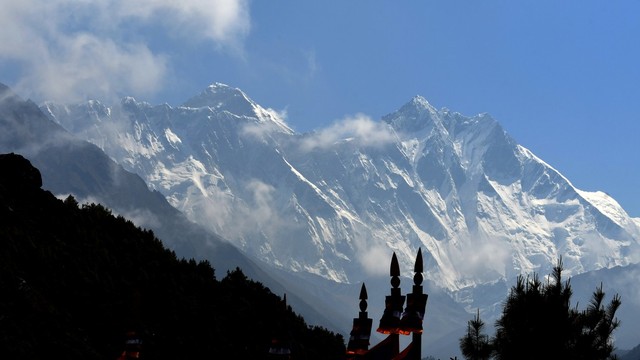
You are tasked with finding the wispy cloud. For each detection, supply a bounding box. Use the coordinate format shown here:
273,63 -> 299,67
189,178 -> 303,246
299,113 -> 397,152
304,49 -> 319,80
18,35 -> 168,103
357,243 -> 392,276
0,0 -> 251,103
111,0 -> 250,50
456,239 -> 512,280
241,107 -> 290,139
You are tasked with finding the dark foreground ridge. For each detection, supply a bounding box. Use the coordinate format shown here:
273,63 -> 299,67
0,153 -> 345,359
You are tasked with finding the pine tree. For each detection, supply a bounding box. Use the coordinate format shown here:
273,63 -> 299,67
460,310 -> 492,360
574,283 -> 621,360
461,258 -> 621,360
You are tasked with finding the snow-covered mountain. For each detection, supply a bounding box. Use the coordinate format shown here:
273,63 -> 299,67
4,80 -> 637,356
0,82 -> 347,334
42,83 -> 640,295
0,82 -> 268,282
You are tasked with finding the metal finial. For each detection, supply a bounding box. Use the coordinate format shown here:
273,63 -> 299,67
377,252 -> 406,334
400,248 -> 429,335
347,283 -> 373,355
359,283 -> 368,313
414,248 -> 423,273
359,283 -> 368,300
390,252 -> 400,277
413,248 -> 424,286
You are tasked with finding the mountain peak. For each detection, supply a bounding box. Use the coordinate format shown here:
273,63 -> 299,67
201,82 -> 245,99
382,95 -> 441,133
181,83 -> 293,134
207,82 -> 236,91
182,82 -> 255,115
409,95 -> 435,110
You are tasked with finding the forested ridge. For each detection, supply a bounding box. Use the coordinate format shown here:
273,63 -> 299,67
0,153 -> 345,359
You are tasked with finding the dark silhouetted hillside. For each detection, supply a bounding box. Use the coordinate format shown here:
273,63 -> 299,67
0,153 -> 345,359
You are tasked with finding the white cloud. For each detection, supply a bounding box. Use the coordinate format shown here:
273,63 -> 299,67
189,178 -> 299,245
17,34 -> 168,103
111,0 -> 250,50
358,243 -> 392,276
299,113 -> 397,152
241,107 -> 290,139
456,238 -> 512,281
0,0 -> 251,102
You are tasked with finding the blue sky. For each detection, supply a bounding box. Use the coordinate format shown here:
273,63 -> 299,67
1,0 -> 639,216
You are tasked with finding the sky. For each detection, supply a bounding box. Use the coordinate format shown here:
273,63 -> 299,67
0,0 -> 639,216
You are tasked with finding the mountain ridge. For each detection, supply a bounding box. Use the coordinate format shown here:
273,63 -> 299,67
181,82 -> 294,135
41,82 -> 640,292
0,82 -> 344,333
3,81 -> 639,355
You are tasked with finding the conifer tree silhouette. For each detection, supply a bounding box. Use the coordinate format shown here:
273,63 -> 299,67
461,258 -> 621,360
460,310 -> 491,360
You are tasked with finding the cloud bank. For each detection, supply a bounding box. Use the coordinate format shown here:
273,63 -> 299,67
299,113 -> 397,152
0,0 -> 250,103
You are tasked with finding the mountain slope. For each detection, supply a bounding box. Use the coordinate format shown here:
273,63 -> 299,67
0,153 -> 345,359
0,82 -> 344,333
5,80 -> 638,356
42,83 -> 640,293
0,82 -> 228,263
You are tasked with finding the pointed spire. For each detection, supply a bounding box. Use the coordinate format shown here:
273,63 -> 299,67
347,283 -> 373,356
359,283 -> 368,313
413,248 -> 424,287
389,252 -> 401,290
400,248 -> 429,335
377,252 -> 406,334
390,252 -> 400,277
414,248 -> 423,273
359,282 -> 368,300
